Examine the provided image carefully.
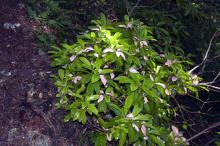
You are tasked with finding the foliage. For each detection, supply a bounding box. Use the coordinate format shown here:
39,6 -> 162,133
25,0 -> 112,52
25,0 -> 110,37
114,0 -> 220,58
25,0 -> 220,145
50,15 -> 204,146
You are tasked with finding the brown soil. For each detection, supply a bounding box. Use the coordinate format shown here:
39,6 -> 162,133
0,1 -> 87,146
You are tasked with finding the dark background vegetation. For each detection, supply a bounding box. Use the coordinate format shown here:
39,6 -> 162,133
25,0 -> 220,145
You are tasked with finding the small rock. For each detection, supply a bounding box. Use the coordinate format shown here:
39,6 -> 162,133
8,128 -> 25,144
0,79 -> 5,84
38,93 -> 43,99
48,92 -> 53,97
27,89 -> 35,98
38,49 -> 46,56
3,22 -> 21,31
8,128 -> 19,142
11,61 -> 16,65
39,71 -> 46,78
27,130 -> 50,146
0,70 -> 12,77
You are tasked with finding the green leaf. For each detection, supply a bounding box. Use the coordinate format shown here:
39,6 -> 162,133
124,95 -> 133,114
72,111 -> 80,121
94,82 -> 101,94
78,39 -> 85,47
91,74 -> 100,83
102,69 -> 113,74
94,45 -> 101,54
114,32 -> 122,39
86,95 -> 99,102
149,134 -> 162,145
64,114 -> 71,122
87,104 -> 99,115
79,57 -> 91,69
86,83 -> 95,95
91,32 -> 96,38
58,69 -> 65,80
107,102 -> 123,116
128,124 -> 136,143
115,76 -> 134,84
98,100 -> 107,112
98,118 -> 106,128
130,74 -> 143,83
134,114 -> 152,121
132,102 -> 143,117
79,110 -> 87,124
130,83 -> 138,91
68,102 -> 81,109
62,43 -> 74,50
76,85 -> 86,94
119,131 -> 127,146
82,74 -> 92,84
94,58 -> 103,70
95,134 -> 107,146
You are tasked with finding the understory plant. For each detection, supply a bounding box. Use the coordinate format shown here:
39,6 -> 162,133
50,15 -> 204,146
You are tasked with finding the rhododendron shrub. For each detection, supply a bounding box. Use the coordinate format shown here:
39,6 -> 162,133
50,15 -> 204,146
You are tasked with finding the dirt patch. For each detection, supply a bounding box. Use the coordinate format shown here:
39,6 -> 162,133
0,1 -> 87,146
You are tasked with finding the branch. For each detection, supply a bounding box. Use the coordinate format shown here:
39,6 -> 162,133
212,72 -> 220,83
128,0 -> 142,17
198,72 -> 220,85
173,97 -> 186,120
186,122 -> 220,143
203,31 -> 219,61
124,0 -> 129,16
189,31 -> 220,74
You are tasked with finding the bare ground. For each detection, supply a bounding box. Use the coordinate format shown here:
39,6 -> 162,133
0,1 -> 87,146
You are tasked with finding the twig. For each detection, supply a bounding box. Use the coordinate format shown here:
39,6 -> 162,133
198,72 -> 220,86
128,0 -> 142,17
180,105 -> 219,117
124,0 -> 129,16
204,31 -> 219,62
205,138 -> 219,146
135,0 -> 162,9
186,122 -> 220,142
199,83 -> 220,90
189,31 -> 220,74
207,54 -> 220,62
212,72 -> 220,83
173,97 -> 186,121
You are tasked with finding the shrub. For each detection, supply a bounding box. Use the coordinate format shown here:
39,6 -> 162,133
50,15 -> 204,146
